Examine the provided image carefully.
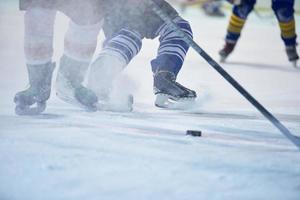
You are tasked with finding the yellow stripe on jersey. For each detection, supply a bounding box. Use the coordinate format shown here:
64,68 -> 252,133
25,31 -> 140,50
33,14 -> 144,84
228,14 -> 246,34
279,19 -> 296,38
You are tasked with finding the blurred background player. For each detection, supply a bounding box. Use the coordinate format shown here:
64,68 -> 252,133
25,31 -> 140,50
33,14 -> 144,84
172,0 -> 225,17
78,0 -> 197,111
14,0 -> 105,115
219,0 -> 299,66
202,0 -> 225,17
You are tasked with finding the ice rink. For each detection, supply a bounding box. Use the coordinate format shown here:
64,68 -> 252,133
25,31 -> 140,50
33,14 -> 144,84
1,1 -> 300,200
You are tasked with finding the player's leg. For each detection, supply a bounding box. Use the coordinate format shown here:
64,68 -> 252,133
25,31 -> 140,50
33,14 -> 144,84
219,0 -> 256,61
151,16 -> 197,108
14,8 -> 56,115
272,0 -> 299,66
86,29 -> 143,111
55,20 -> 102,110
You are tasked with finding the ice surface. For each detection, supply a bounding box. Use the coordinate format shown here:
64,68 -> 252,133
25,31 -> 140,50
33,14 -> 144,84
1,1 -> 300,200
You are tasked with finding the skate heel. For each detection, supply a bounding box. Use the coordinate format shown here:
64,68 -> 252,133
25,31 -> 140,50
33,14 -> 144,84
155,94 -> 171,108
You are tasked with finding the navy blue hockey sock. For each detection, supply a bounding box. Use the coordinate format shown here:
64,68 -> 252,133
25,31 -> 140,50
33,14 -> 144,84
151,17 -> 193,77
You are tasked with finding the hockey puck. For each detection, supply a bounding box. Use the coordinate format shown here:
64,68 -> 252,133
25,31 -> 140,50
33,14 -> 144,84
186,130 -> 202,137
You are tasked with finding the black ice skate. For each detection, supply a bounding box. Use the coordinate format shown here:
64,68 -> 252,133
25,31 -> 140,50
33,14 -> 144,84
56,55 -> 98,111
14,62 -> 55,115
153,71 -> 197,109
219,41 -> 236,62
286,45 -> 299,67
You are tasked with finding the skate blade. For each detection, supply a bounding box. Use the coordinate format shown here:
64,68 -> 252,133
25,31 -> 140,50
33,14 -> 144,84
15,102 -> 46,116
155,94 -> 196,110
95,102 -> 132,112
56,92 -> 97,112
57,92 -> 133,113
95,95 -> 134,113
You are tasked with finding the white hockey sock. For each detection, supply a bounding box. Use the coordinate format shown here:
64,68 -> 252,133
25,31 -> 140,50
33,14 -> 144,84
24,8 -> 56,65
63,21 -> 103,62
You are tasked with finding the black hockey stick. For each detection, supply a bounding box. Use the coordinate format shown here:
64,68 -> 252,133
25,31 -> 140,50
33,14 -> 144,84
147,0 -> 300,150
